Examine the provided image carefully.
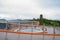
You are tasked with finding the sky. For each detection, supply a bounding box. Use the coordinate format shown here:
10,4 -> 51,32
0,0 -> 60,20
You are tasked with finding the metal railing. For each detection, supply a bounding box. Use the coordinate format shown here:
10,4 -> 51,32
0,22 -> 60,40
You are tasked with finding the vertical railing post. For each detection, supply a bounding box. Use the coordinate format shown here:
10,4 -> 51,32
17,21 -> 20,40
53,24 -> 55,40
42,24 -> 45,40
31,21 -> 33,40
5,21 -> 8,40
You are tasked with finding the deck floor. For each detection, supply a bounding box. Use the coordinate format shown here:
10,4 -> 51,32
0,32 -> 60,40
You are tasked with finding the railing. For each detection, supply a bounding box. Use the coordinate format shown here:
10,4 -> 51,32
0,22 -> 60,40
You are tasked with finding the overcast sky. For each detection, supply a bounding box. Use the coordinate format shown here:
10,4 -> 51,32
0,0 -> 60,20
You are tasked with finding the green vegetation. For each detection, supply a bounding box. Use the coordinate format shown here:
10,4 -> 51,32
32,18 -> 60,27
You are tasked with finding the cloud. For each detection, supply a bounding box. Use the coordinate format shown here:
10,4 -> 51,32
0,0 -> 40,19
0,0 -> 60,20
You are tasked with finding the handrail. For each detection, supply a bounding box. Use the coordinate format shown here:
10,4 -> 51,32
0,30 -> 60,36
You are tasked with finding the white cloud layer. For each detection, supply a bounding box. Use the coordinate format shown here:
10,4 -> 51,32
0,0 -> 60,20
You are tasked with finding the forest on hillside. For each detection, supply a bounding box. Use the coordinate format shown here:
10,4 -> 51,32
32,18 -> 60,27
